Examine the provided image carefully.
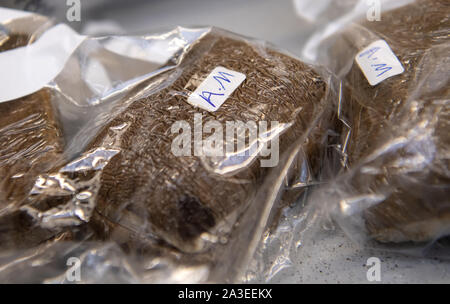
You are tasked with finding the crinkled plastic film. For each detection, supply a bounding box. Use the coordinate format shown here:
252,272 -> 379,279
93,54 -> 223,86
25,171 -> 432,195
299,0 -> 450,256
0,8 -> 338,282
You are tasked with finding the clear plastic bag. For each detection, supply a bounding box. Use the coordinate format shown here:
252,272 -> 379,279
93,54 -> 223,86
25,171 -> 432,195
299,0 -> 450,255
0,8 -> 338,282
295,0 -> 416,62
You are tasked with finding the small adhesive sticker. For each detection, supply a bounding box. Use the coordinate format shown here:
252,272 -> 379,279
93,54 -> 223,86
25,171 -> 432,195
355,39 -> 404,86
187,66 -> 246,112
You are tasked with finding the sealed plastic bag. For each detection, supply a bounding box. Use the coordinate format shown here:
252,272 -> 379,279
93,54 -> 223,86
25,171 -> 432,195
0,8 -> 337,282
0,10 -> 67,251
299,0 -> 450,254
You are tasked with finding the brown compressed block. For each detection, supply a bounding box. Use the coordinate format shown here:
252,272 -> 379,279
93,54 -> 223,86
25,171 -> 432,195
0,33 -> 64,249
336,0 -> 450,243
63,29 -> 329,254
0,89 -> 64,209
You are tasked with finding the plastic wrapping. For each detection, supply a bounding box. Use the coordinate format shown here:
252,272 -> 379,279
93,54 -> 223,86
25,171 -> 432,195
298,0 -> 450,255
295,0 -> 416,62
0,8 -> 337,282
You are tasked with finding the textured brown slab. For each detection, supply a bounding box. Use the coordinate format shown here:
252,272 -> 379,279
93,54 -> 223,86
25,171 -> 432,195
337,0 -> 450,243
0,33 -> 64,249
77,30 -> 328,253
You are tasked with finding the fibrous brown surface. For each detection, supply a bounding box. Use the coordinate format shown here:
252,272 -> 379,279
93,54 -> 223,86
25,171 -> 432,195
59,29 -> 328,254
335,0 -> 450,243
0,34 -> 64,248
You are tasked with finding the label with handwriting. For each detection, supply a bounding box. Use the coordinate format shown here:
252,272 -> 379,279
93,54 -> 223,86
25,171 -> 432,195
355,40 -> 404,86
187,66 -> 246,112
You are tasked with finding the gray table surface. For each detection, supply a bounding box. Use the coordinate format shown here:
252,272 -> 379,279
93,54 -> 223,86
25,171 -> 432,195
262,227 -> 449,283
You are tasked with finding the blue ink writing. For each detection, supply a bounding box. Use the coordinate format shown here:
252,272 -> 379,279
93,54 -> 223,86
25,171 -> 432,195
371,63 -> 392,77
200,91 -> 224,108
199,70 -> 235,107
360,46 -> 394,78
213,71 -> 234,89
359,47 -> 380,60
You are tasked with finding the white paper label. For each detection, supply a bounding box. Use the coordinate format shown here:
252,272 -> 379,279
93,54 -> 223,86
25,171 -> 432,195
355,40 -> 404,86
187,66 -> 246,112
